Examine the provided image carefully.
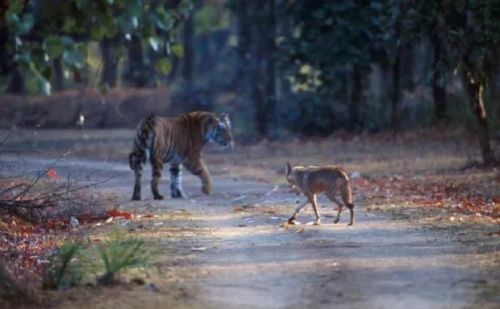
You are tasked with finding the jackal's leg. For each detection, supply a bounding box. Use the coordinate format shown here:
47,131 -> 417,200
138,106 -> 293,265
132,165 -> 142,201
310,194 -> 321,225
169,163 -> 184,198
331,197 -> 344,224
288,200 -> 309,224
340,182 -> 354,226
327,189 -> 344,223
151,160 -> 164,200
346,203 -> 354,226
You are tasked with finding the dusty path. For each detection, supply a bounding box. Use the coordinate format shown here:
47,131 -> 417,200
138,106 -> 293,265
3,154 -> 496,309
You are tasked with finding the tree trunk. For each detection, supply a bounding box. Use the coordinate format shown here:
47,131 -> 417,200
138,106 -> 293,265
8,67 -> 24,94
349,65 -> 362,130
100,37 -> 119,88
52,56 -> 64,91
182,10 -> 194,88
168,56 -> 180,81
264,0 -> 277,136
235,0 -> 251,90
390,46 -> 402,131
431,34 -> 446,121
253,85 -> 266,137
253,35 -> 266,137
124,35 -> 149,87
251,1 -> 267,138
484,47 -> 499,121
400,43 -> 415,91
463,63 -> 496,165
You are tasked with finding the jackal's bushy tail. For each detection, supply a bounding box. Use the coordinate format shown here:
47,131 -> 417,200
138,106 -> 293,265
341,177 -> 354,209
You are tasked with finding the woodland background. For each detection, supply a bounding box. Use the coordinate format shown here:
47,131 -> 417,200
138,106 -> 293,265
0,0 -> 499,164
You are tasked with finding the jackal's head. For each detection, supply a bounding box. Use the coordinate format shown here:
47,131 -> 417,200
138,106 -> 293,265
285,162 -> 303,195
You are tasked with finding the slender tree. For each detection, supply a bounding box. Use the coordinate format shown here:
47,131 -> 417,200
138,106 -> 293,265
182,7 -> 194,87
431,32 -> 447,121
100,36 -> 120,88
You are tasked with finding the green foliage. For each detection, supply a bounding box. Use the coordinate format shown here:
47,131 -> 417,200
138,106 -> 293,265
40,228 -> 153,289
409,0 -> 500,83
155,58 -> 173,75
42,241 -> 85,289
276,1 -> 391,134
279,1 -> 385,85
194,4 -> 230,35
96,230 -> 151,286
1,0 -> 193,94
171,44 -> 184,58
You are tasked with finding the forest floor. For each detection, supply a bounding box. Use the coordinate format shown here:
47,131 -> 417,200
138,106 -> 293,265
1,128 -> 499,308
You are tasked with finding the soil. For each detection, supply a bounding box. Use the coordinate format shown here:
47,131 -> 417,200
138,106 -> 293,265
1,129 -> 499,308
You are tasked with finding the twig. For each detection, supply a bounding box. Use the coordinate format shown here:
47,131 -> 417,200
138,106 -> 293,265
0,130 -> 14,147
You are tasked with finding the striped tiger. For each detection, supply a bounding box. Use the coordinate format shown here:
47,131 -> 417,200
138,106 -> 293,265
129,111 -> 234,201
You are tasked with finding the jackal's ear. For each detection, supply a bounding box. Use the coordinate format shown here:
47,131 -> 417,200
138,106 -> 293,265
285,162 -> 292,176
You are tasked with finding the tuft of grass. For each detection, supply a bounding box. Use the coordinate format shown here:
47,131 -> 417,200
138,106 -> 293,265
42,241 -> 85,290
96,230 -> 151,286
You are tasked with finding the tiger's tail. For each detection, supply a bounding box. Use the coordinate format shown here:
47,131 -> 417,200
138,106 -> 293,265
129,114 -> 156,170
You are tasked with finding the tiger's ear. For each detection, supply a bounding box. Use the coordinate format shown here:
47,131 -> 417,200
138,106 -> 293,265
220,113 -> 231,127
285,162 -> 292,176
206,114 -> 218,126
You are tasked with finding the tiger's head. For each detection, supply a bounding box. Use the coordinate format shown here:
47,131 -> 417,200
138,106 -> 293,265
206,113 -> 234,150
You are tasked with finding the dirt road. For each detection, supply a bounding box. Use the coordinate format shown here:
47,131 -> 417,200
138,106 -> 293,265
3,151 -> 497,309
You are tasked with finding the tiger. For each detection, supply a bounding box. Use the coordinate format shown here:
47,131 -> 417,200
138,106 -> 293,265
128,111 -> 234,201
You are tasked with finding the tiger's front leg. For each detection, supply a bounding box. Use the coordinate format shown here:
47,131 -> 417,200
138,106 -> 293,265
184,158 -> 212,195
132,167 -> 142,201
169,163 -> 185,198
129,151 -> 144,201
151,159 -> 165,200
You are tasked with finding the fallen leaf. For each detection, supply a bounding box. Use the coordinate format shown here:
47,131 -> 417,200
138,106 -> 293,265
47,168 -> 59,181
191,247 -> 206,252
106,208 -> 133,220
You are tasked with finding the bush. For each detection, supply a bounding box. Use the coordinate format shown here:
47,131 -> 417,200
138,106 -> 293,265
42,241 -> 85,290
96,230 -> 151,286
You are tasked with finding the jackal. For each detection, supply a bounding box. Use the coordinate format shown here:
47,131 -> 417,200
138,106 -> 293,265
285,162 -> 354,226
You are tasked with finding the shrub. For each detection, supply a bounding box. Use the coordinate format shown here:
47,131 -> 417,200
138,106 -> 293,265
96,231 -> 151,286
42,241 -> 85,290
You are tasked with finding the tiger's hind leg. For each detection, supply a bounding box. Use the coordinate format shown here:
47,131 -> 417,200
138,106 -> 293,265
151,159 -> 164,200
169,163 -> 185,198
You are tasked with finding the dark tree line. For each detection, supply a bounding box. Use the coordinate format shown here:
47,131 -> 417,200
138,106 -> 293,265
228,0 -> 499,165
0,0 -> 498,164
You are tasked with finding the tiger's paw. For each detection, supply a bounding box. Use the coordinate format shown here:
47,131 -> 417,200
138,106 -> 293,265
153,194 -> 164,200
171,188 -> 184,198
